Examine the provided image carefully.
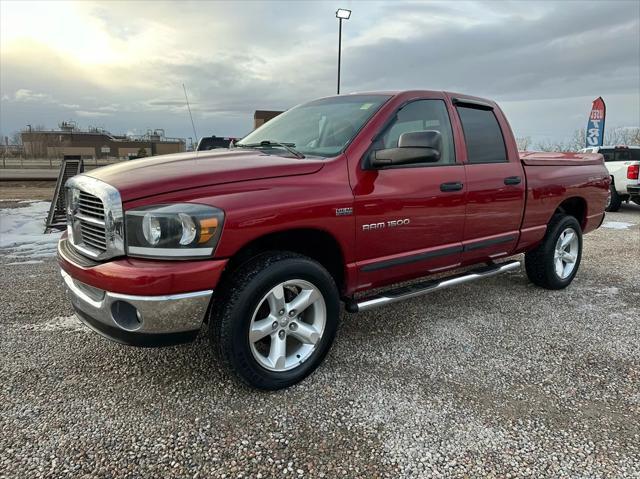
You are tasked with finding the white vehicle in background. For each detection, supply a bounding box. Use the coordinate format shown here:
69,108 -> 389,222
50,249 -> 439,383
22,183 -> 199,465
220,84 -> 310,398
580,146 -> 640,211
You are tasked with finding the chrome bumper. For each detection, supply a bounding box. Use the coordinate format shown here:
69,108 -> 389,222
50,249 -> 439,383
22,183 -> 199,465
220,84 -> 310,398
60,269 -> 212,346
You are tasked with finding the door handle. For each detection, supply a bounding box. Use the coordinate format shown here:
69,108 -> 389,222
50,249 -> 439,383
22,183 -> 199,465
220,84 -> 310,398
504,176 -> 522,185
440,182 -> 463,192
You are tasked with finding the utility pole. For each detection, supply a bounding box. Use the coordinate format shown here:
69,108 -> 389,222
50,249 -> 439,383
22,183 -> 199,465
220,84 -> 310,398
336,9 -> 351,95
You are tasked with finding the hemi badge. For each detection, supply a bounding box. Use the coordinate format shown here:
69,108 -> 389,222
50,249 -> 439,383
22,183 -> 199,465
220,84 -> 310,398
335,207 -> 353,216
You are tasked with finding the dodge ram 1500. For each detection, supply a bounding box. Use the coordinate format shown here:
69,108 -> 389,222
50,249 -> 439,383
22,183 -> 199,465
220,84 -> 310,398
58,90 -> 609,389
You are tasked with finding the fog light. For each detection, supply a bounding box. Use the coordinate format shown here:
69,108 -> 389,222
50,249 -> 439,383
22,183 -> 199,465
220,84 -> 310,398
111,300 -> 142,331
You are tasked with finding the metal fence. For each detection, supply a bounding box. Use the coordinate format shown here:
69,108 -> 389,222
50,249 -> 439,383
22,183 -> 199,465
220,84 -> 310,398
0,156 -> 122,169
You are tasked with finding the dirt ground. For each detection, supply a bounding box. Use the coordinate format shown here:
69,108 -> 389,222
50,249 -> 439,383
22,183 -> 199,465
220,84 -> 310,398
0,181 -> 56,202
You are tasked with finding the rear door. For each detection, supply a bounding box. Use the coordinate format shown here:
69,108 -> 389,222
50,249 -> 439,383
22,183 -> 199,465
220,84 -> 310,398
453,100 -> 526,262
352,97 -> 466,290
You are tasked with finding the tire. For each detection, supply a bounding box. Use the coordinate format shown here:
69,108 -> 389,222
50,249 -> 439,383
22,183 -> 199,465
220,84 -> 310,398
210,251 -> 340,390
606,183 -> 622,212
525,215 -> 583,290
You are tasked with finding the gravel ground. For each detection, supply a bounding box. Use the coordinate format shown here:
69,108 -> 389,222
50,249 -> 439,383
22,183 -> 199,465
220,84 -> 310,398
1,201 -> 639,478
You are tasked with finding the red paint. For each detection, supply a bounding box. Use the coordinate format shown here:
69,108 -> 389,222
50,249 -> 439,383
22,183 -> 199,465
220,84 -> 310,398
60,90 -> 609,298
58,244 -> 228,295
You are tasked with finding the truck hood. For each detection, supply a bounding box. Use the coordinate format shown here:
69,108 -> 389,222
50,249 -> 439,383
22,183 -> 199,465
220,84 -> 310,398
85,149 -> 325,202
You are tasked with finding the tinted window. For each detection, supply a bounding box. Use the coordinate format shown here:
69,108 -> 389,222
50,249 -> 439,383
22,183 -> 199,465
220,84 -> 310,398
599,148 -> 640,162
197,136 -> 234,150
457,106 -> 507,164
380,100 -> 455,165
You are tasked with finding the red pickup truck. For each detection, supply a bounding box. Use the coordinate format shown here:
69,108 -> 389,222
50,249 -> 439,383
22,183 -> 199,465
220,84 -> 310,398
58,90 -> 609,389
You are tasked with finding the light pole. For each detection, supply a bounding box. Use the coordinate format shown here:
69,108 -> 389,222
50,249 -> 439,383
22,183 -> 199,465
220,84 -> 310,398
336,8 -> 351,95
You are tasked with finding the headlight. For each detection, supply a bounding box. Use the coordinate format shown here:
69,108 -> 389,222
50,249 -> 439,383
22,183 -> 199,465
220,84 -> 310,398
66,188 -> 81,237
125,204 -> 224,259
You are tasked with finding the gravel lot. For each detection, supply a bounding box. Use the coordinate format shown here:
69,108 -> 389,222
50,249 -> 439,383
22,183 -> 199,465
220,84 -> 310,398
1,199 -> 639,478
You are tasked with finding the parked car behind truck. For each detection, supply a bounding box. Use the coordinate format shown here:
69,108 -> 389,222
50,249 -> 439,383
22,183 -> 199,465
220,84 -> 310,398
579,145 -> 640,211
58,90 -> 609,389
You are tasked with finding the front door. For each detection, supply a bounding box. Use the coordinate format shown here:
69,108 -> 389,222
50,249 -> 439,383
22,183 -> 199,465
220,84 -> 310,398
351,98 -> 467,291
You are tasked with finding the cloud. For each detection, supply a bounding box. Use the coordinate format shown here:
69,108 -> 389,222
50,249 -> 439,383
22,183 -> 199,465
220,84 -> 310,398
0,0 -> 638,143
98,105 -> 119,112
75,110 -> 112,118
13,89 -> 52,102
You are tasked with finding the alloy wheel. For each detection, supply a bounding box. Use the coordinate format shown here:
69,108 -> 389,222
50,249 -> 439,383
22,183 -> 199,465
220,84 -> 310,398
554,228 -> 579,279
249,279 -> 326,372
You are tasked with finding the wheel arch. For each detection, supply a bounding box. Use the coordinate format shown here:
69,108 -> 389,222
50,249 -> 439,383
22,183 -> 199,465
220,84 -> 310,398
220,228 -> 347,293
553,196 -> 588,229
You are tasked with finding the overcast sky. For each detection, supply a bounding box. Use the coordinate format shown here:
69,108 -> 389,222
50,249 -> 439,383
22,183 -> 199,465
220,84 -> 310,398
1,0 -> 638,145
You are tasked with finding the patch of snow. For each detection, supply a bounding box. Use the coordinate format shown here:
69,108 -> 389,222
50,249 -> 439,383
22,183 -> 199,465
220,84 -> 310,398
19,315 -> 87,333
600,286 -> 619,296
19,314 -> 89,333
602,221 -> 635,230
0,201 -> 61,260
6,260 -> 44,265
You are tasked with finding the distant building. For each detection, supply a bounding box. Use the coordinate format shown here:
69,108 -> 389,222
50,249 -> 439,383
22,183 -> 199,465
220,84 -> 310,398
21,122 -> 186,159
253,110 -> 283,129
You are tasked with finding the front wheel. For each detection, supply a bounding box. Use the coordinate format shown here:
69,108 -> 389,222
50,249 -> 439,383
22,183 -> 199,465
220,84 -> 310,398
525,215 -> 583,290
211,252 -> 340,390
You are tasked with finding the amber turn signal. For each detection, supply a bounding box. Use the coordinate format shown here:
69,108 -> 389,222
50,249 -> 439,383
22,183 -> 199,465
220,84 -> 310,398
199,217 -> 219,244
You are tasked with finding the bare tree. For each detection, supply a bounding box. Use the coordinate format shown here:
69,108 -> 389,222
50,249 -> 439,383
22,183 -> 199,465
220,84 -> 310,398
10,131 -> 22,145
515,137 -> 532,150
566,129 -> 586,152
533,126 -> 639,153
605,126 -> 640,146
534,139 -> 569,152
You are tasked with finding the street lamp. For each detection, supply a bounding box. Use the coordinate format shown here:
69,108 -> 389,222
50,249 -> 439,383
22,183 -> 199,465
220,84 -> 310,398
336,8 -> 351,95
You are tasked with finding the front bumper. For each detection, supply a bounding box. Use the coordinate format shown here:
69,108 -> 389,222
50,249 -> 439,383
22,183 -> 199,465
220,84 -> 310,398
57,236 -> 227,346
61,269 -> 212,346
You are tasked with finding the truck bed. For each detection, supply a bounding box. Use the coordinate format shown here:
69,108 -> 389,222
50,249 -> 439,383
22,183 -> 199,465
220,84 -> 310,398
520,151 -> 604,166
516,151 -> 608,254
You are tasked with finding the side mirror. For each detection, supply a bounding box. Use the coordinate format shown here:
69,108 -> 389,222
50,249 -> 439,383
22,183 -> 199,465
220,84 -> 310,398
371,130 -> 442,168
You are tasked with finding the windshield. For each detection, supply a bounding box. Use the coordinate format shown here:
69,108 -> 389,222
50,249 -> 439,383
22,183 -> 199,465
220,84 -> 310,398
238,94 -> 391,158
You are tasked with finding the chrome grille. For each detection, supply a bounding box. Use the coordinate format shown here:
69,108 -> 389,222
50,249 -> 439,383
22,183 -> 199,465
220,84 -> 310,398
78,192 -> 106,220
65,175 -> 124,261
76,191 -> 107,253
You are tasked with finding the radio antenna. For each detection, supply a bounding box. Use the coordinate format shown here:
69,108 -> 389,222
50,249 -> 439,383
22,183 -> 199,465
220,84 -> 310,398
183,83 -> 198,148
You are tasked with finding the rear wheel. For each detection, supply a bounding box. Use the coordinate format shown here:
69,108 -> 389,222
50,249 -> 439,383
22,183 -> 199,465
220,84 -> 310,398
606,183 -> 622,212
525,215 -> 583,290
211,251 -> 339,390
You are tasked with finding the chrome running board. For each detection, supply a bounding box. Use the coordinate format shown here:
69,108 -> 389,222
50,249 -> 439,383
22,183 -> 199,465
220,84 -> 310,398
346,260 -> 521,313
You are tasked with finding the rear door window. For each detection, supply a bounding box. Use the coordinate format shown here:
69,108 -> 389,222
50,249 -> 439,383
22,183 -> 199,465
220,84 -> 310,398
456,106 -> 507,164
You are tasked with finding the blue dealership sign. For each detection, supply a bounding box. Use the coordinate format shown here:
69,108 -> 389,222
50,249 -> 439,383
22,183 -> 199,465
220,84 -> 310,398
585,97 -> 606,148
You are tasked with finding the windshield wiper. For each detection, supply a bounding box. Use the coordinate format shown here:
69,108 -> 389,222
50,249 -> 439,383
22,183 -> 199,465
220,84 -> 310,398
236,140 -> 305,159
